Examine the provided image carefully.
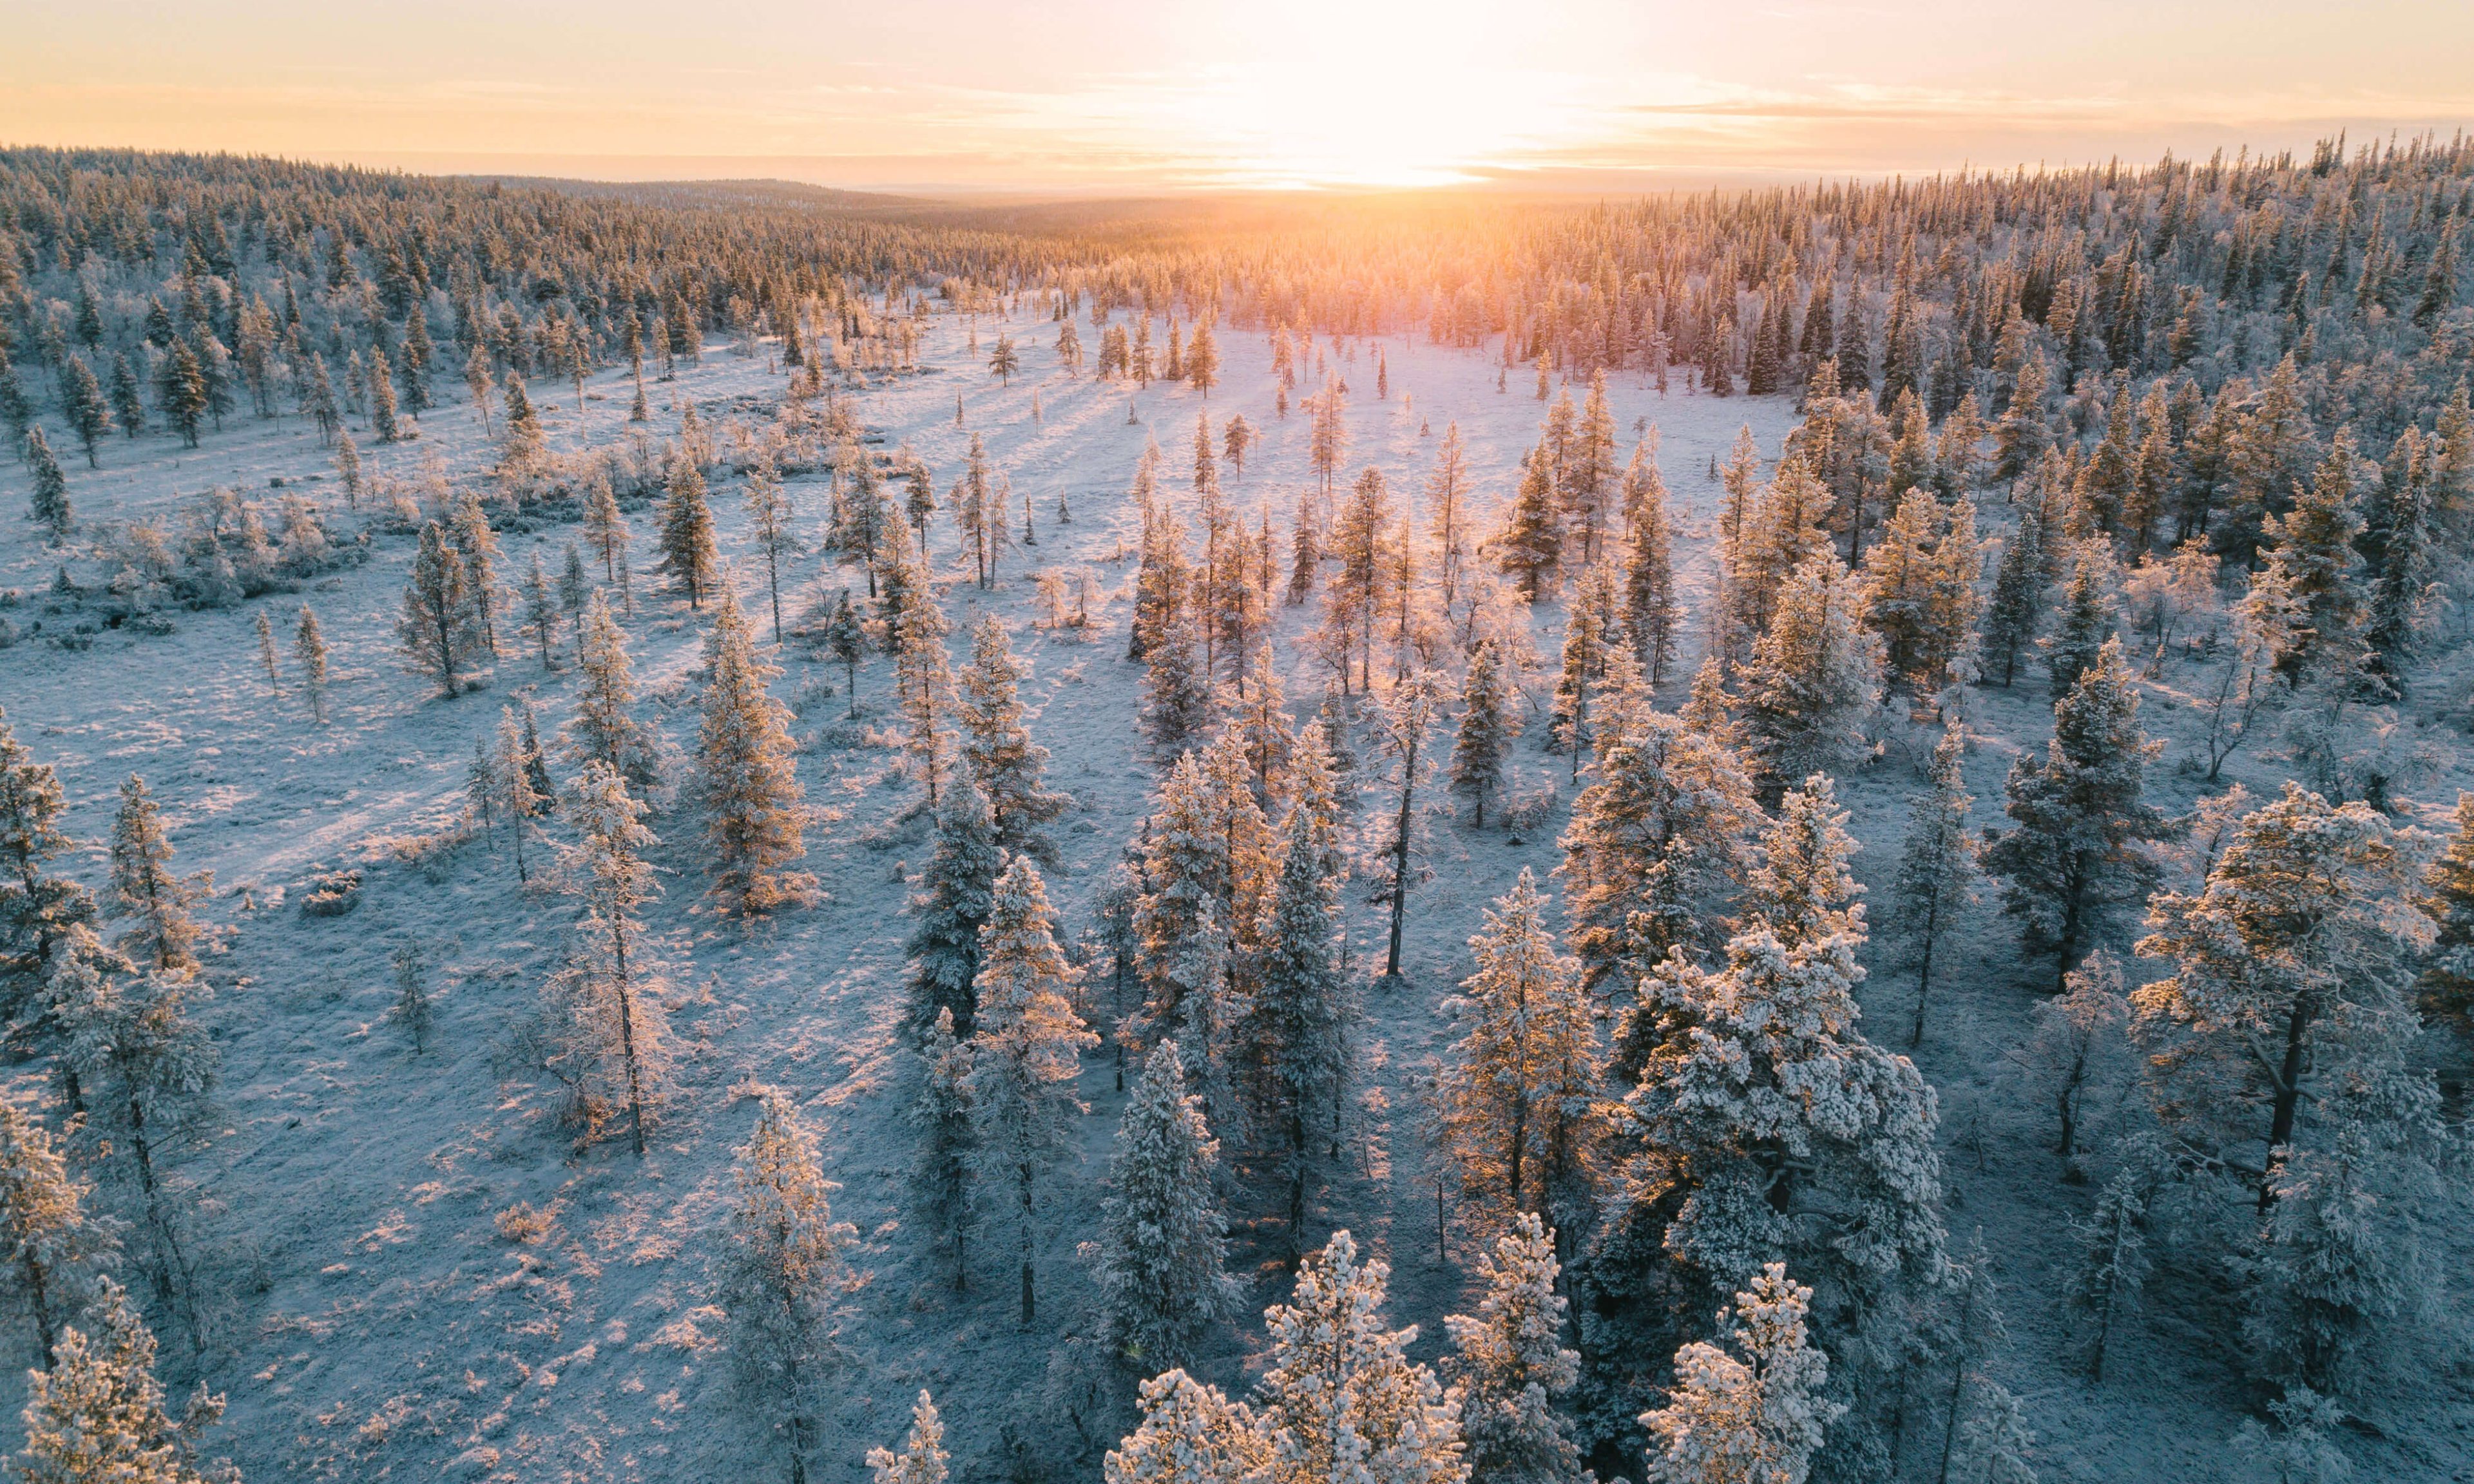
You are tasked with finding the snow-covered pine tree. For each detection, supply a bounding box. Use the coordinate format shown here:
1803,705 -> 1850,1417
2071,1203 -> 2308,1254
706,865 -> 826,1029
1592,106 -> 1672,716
912,1007 -> 975,1290
0,711 -> 96,1015
2044,538 -> 2120,698
1739,552 -> 1883,789
1439,870 -> 1598,1221
1637,1264 -> 1841,1484
583,468 -> 632,589
550,762 -> 667,1155
1143,604 -> 1213,753
1497,450 -> 1562,602
24,428 -> 71,537
252,610 -> 280,693
521,550 -> 559,670
14,1277 -> 230,1484
908,774 -> 1001,1034
1253,1229 -> 1466,1484
1444,1212 -> 1586,1484
825,591 -> 866,719
959,616 -> 1069,862
2417,790 -> 2474,1031
1894,720 -> 1975,1047
1557,705 -> 1760,1003
721,1091 -> 859,1484
292,605 -> 329,723
2062,1169 -> 2149,1383
493,707 -> 544,884
745,457 -> 802,642
1977,500 -> 2046,688
657,450 -> 720,608
447,488 -> 503,658
1372,670 -> 1446,978
398,521 -> 483,698
1983,638 -> 2167,989
106,776 -> 209,975
1450,640 -> 1519,827
893,562 -> 957,804
0,1099 -> 115,1365
1132,753 -> 1237,1108
2257,430 -> 2368,688
565,589 -> 663,794
1620,446 -> 1680,685
1932,1233 -> 2013,1484
1105,1369 -> 1267,1484
1094,1040 -> 1241,1371
390,944 -> 433,1053
965,855 -> 1097,1324
867,1391 -> 949,1484
695,589 -> 810,912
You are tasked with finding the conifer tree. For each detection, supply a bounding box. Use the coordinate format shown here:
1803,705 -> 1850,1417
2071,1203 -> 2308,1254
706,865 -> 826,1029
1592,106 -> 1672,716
1428,423 -> 1473,623
1620,448 -> 1680,685
657,453 -> 720,608
1739,553 -> 1883,788
303,354 -> 340,446
721,1092 -> 859,1484
1984,640 -> 2166,988
0,712 -> 95,1014
912,1008 -> 975,1290
106,777 -> 207,975
551,762 -> 666,1155
1557,706 -> 1760,1000
0,1100 -> 115,1366
583,470 -> 632,590
1895,721 -> 1976,1047
61,356 -> 111,468
891,562 -> 957,804
1439,870 -> 1598,1221
292,606 -> 328,723
24,428 -> 70,537
369,352 -> 401,442
399,522 -> 482,698
1933,1234 -> 2015,1484
695,589 -> 809,912
2258,431 -> 2369,687
1252,1230 -> 1466,1484
1105,1369 -> 1267,1484
867,1391 -> 949,1484
1444,1213 -> 1587,1484
1185,319 -> 1219,397
493,707 -> 544,884
1450,641 -> 1519,828
1373,671 -> 1446,978
745,459 -> 802,642
908,775 -> 1001,1034
496,374 -> 544,486
965,855 -> 1097,1324
14,1278 -> 229,1484
157,340 -> 207,448
1498,452 -> 1562,602
521,551 -> 559,670
332,425 -> 361,508
1143,605 -> 1213,752
2062,1170 -> 2149,1383
2044,540 -> 2120,698
1637,1267 -> 1841,1484
390,944 -> 433,1054
252,610 -> 280,694
565,590 -> 663,793
959,616 -> 1069,863
107,354 -> 143,441
1095,1040 -> 1241,1371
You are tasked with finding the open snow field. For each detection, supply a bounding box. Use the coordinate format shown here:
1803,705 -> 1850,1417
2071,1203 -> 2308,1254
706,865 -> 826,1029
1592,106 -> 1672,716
3,315 -> 2470,1481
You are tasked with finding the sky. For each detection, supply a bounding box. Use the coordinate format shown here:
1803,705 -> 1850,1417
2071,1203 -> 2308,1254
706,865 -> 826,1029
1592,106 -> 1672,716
5,0 -> 2471,195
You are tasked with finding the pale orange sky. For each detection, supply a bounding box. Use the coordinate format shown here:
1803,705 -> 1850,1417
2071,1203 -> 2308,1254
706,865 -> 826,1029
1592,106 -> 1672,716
5,0 -> 2471,192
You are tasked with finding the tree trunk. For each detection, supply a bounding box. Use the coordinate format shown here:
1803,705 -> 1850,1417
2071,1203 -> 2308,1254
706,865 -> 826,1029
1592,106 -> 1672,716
2260,989 -> 2316,1212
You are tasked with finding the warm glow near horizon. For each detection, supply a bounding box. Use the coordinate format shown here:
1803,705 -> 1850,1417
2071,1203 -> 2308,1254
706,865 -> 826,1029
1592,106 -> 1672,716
5,0 -> 2471,193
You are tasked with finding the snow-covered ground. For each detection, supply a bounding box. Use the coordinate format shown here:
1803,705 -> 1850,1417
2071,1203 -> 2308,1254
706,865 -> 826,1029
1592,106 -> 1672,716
1,314 -> 2468,1482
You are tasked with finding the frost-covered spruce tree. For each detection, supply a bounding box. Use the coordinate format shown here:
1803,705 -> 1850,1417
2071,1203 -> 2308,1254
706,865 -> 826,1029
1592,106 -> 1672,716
1242,736 -> 1352,1253
2044,539 -> 2119,698
1444,1213 -> 1587,1484
14,1277 -> 230,1484
892,564 -> 957,804
399,521 -> 483,698
0,1099 -> 117,1365
2417,790 -> 2474,1031
48,937 -> 215,1325
721,1091 -> 859,1484
695,589 -> 810,912
253,610 -> 280,693
559,544 -> 592,656
566,590 -> 663,794
906,775 -> 1000,1034
1933,1233 -> 2012,1484
0,710 -> 97,1013
521,550 -> 559,670
1739,552 -> 1883,789
25,427 -> 71,537
550,762 -> 667,1156
106,777 -> 209,975
1498,450 -> 1562,602
825,592 -> 865,719
1094,1040 -> 1241,1371
1450,641 -> 1520,828
867,1391 -> 948,1484
448,488 -> 504,657
494,707 -> 543,884
1975,502 -> 2045,689
2062,1169 -> 2149,1383
912,1009 -> 974,1291
1621,446 -> 1681,684
2133,783 -> 2444,1395
1372,670 -> 1447,979
1983,638 -> 2166,989
657,450 -> 720,608
1894,720 -> 1975,1047
1132,752 -> 1237,1102
1605,777 -> 1942,1474
390,944 -> 433,1053
1556,707 -> 1760,1002
2363,429 -> 2435,698
1144,605 -> 1214,753
292,605 -> 329,724
1105,1369 -> 1268,1484
1253,1229 -> 1467,1484
1638,1264 -> 1841,1484
959,616 -> 1070,862
743,459 -> 802,642
964,855 -> 1097,1324
583,469 -> 632,590
1439,871 -> 1598,1222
